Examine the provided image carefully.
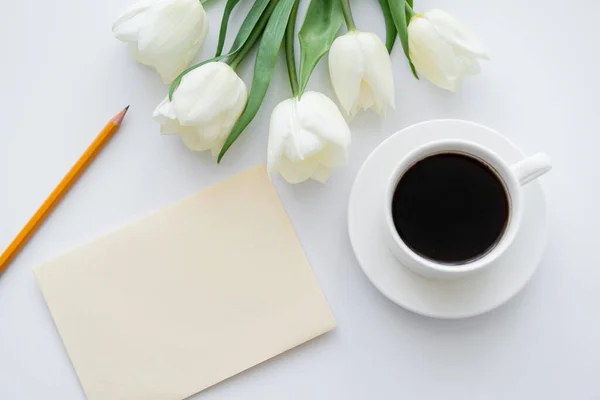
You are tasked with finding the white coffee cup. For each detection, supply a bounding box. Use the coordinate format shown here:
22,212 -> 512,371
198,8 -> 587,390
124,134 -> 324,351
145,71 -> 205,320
383,139 -> 551,280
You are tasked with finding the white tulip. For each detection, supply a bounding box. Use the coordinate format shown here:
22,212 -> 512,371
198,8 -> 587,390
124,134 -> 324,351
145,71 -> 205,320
113,0 -> 209,84
328,31 -> 395,119
153,62 -> 248,156
408,9 -> 489,92
267,92 -> 351,184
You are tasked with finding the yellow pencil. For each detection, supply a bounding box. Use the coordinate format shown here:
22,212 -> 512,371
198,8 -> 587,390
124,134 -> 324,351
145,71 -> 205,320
0,106 -> 130,276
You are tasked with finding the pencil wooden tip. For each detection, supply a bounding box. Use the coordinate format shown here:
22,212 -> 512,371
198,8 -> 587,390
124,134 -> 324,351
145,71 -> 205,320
111,106 -> 130,125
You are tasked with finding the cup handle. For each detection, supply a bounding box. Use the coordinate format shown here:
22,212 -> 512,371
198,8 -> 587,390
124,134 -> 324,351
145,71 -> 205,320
510,153 -> 552,186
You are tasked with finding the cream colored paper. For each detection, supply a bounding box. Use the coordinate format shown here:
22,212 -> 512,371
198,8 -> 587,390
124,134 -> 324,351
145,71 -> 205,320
35,165 -> 335,400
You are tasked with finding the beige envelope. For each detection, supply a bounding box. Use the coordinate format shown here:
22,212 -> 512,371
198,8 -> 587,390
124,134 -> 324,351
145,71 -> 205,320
35,165 -> 335,400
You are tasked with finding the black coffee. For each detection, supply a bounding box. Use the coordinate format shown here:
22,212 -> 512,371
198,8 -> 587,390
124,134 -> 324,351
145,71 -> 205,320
391,153 -> 509,264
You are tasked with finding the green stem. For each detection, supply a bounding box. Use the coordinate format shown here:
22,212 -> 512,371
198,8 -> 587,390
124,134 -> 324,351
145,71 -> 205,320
405,2 -> 416,18
215,0 -> 241,57
228,0 -> 280,70
228,43 -> 250,70
340,0 -> 356,31
285,0 -> 300,96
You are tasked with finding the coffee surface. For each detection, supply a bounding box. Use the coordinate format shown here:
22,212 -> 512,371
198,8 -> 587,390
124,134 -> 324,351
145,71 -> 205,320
391,153 -> 509,264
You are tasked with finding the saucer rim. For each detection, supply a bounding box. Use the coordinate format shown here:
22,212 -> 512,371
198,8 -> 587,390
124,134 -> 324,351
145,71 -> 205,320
348,119 -> 548,319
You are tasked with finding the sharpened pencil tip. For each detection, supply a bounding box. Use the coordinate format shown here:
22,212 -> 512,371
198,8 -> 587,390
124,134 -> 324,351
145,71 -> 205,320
111,106 -> 130,125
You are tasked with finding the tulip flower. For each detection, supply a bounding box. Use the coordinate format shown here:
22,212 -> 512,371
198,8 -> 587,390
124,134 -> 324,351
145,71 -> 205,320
328,31 -> 395,119
407,9 -> 489,92
267,92 -> 351,184
112,0 -> 209,84
153,62 -> 248,156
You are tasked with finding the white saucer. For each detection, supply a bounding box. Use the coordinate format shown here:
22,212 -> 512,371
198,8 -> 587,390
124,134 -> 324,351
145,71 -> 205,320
348,120 -> 548,319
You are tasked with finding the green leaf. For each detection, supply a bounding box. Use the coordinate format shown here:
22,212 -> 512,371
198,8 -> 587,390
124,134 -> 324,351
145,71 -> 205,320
377,0 -> 397,53
218,0 -> 297,162
297,0 -> 343,95
228,0 -> 272,55
168,55 -> 229,100
405,0 -> 414,29
389,0 -> 419,79
284,0 -> 300,96
169,0 -> 273,100
215,0 -> 242,57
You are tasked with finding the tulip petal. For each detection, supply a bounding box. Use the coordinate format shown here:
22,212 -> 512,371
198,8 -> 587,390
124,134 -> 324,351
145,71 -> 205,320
112,0 -> 155,42
279,153 -> 323,184
210,138 -> 227,158
358,32 -> 395,116
136,0 -> 208,83
202,119 -> 222,142
267,99 -> 292,177
409,17 -> 460,91
286,128 -> 326,163
423,9 -> 489,59
280,97 -> 327,163
357,81 -> 375,116
113,0 -> 209,83
153,57 -> 195,86
319,144 -> 348,169
180,131 -> 214,152
328,33 -> 364,118
153,97 -> 181,135
128,42 -> 153,66
153,62 -> 248,156
311,165 -> 333,184
173,62 -> 246,127
267,92 -> 350,184
329,32 -> 394,118
453,46 -> 482,78
296,92 -> 351,149
222,80 -> 249,136
160,123 -> 180,135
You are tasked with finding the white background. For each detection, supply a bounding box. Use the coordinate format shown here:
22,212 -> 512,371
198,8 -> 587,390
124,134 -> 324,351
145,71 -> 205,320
0,0 -> 598,399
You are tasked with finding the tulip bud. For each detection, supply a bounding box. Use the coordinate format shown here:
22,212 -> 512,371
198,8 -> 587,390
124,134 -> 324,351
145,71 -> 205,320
328,31 -> 395,119
153,62 -> 248,156
113,0 -> 209,84
267,92 -> 351,184
408,9 -> 489,91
